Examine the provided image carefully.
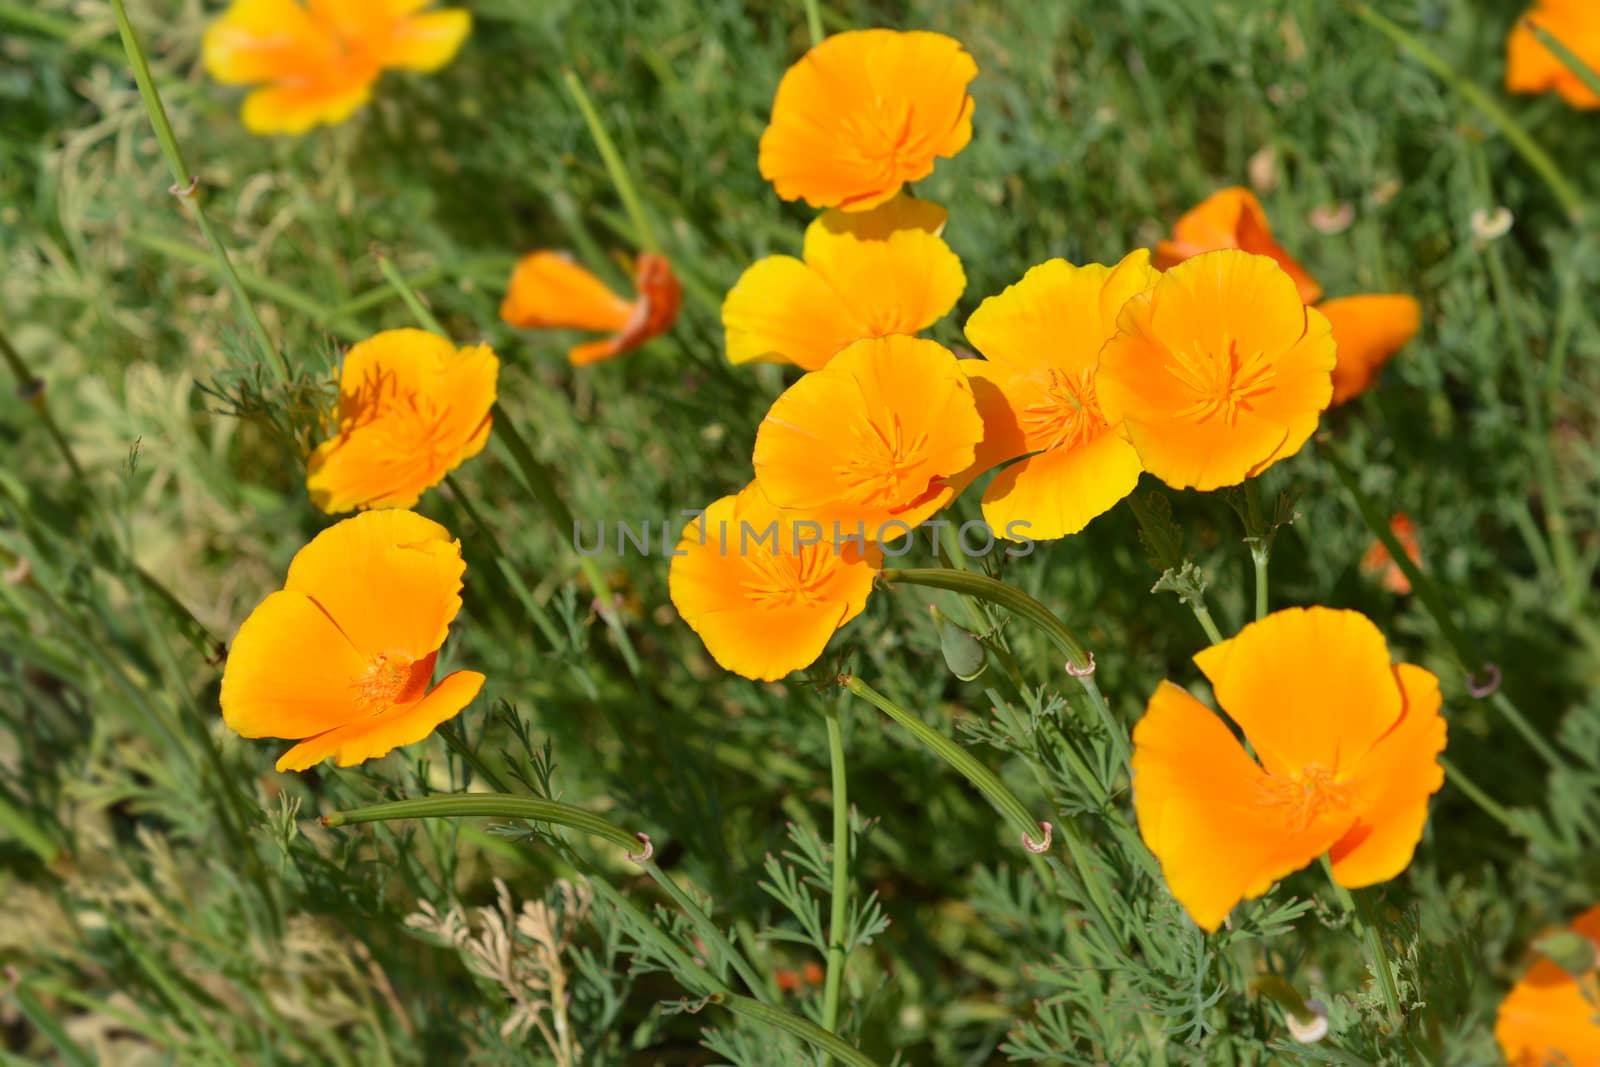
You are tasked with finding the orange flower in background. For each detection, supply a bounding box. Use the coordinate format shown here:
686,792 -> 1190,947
669,483 -> 881,681
501,252 -> 682,366
759,29 -> 977,211
1360,513 -> 1423,595
1097,250 -> 1335,492
306,328 -> 497,514
1156,189 -> 1423,401
1507,1 -> 1600,109
1321,294 -> 1422,404
203,0 -> 470,135
1496,905 -> 1600,1065
1132,607 -> 1446,932
961,250 -> 1158,541
1154,187 -> 1323,304
221,510 -> 485,772
723,195 -> 966,370
752,335 -> 984,537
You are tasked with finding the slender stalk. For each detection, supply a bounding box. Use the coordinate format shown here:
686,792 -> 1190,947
108,0 -> 289,380
1440,755 -> 1565,852
1344,1 -> 1586,220
129,231 -> 366,342
819,705 -> 851,1050
842,675 -> 1049,853
1322,863 -> 1403,1026
320,793 -> 650,857
712,994 -> 881,1067
640,858 -> 776,1006
1245,480 -> 1271,622
0,321 -> 84,480
1189,601 -> 1226,645
1326,447 -> 1568,770
561,69 -> 660,254
801,0 -> 825,46
878,568 -> 1129,767
377,255 -> 447,334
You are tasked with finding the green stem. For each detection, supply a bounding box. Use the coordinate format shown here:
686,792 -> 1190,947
320,793 -> 650,857
712,994 -> 882,1067
878,568 -> 1128,767
801,0 -> 825,46
1245,480 -> 1270,622
843,675 -> 1049,853
0,320 -> 84,480
561,69 -> 660,254
819,705 -> 851,1049
1323,863 -> 1403,1026
129,231 -> 366,342
1189,600 -> 1226,645
1345,1 -> 1586,220
377,255 -> 447,334
1440,755 -> 1564,852
108,0 -> 289,381
641,858 -> 776,1006
1326,447 -> 1568,771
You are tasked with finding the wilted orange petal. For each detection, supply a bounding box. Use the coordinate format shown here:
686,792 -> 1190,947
220,590 -> 372,739
500,252 -> 633,333
274,668 -> 485,771
981,429 -> 1143,542
1097,250 -> 1334,491
668,487 -> 881,681
1495,905 -> 1600,1066
592,252 -> 682,366
1154,187 -> 1323,304
1328,664 -> 1447,887
1361,513 -> 1421,595
1320,293 -> 1421,404
284,509 -> 465,661
1193,607 -> 1404,781
753,335 -> 983,533
1131,681 -> 1354,932
758,30 -> 977,211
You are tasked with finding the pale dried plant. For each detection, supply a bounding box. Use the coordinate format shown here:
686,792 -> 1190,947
406,878 -> 593,1066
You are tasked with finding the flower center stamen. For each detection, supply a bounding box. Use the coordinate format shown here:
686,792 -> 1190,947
353,652 -> 417,714
1257,764 -> 1351,833
741,545 -> 834,609
834,414 -> 930,507
1022,368 -> 1108,451
1167,335 -> 1277,425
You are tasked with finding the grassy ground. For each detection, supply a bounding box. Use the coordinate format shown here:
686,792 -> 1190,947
2,0 -> 1599,1063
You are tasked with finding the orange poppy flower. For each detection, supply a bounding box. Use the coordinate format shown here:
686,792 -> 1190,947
962,250 -> 1158,541
1321,294 -> 1422,404
758,29 -> 977,212
752,335 -> 984,538
220,510 -> 485,772
500,252 -> 682,366
1132,606 -> 1447,932
1154,187 -> 1323,304
1507,1 -> 1600,109
1096,250 -> 1335,492
305,328 -> 498,514
203,0 -> 470,135
668,483 -> 881,681
1496,905 -> 1600,1066
723,194 -> 965,370
1360,513 -> 1422,595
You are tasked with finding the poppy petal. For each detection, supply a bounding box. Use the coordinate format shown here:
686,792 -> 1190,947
981,429 -> 1143,542
377,9 -> 471,71
722,255 -> 866,370
500,252 -> 633,333
1495,905 -> 1600,1067
1328,664 -> 1447,887
284,509 -> 465,660
1193,607 -> 1404,780
274,669 -> 485,772
220,590 -> 371,740
1154,187 -> 1323,304
1132,681 -> 1354,932
1320,294 -> 1421,405
240,81 -> 375,136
